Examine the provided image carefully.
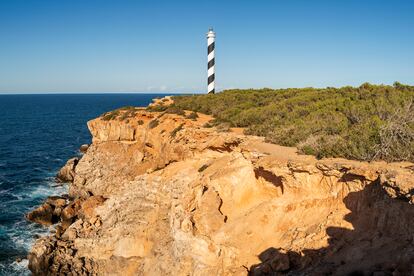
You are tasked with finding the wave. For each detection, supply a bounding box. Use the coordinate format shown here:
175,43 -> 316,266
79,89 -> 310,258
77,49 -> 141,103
0,259 -> 30,276
0,178 -> 68,275
0,93 -> 153,274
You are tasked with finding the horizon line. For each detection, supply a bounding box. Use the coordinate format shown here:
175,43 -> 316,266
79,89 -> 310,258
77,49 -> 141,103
0,81 -> 410,95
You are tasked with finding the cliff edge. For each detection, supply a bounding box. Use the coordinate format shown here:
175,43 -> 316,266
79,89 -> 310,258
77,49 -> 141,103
28,104 -> 414,275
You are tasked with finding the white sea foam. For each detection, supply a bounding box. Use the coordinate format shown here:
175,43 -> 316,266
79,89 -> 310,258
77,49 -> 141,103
25,180 -> 68,200
3,179 -> 69,274
9,259 -> 30,276
0,188 -> 13,195
9,221 -> 48,249
1,179 -> 64,274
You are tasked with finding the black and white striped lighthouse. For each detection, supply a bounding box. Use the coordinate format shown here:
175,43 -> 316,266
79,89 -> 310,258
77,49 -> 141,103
207,28 -> 215,94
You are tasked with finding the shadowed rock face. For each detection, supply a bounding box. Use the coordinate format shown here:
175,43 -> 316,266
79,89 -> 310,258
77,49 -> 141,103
249,180 -> 414,275
56,157 -> 79,183
28,107 -> 414,276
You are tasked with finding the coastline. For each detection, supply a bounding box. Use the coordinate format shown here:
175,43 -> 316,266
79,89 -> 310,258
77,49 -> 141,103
26,98 -> 414,275
0,93 -> 165,275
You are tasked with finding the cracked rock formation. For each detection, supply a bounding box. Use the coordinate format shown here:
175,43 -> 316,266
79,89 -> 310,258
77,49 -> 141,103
28,106 -> 414,275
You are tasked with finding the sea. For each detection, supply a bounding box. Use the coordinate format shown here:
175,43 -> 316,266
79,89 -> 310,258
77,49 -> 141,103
0,93 -> 172,275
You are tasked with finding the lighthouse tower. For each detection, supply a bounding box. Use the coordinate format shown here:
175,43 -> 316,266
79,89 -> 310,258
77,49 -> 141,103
207,28 -> 216,94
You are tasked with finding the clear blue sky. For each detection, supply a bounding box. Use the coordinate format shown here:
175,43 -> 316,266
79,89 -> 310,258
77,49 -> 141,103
1,0 -> 413,93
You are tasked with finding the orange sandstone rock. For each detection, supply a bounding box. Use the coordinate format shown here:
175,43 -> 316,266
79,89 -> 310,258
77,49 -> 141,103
28,107 -> 414,276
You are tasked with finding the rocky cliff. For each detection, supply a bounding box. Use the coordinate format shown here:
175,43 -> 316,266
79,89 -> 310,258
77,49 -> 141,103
27,105 -> 414,275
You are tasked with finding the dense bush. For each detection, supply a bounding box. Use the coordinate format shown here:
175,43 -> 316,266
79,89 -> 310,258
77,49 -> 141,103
186,111 -> 199,120
173,83 -> 414,162
101,106 -> 138,121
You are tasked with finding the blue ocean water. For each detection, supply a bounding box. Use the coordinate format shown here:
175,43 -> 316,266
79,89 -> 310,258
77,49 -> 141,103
0,93 -> 170,275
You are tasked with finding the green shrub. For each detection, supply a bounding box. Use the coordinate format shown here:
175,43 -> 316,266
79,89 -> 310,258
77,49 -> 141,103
147,104 -> 168,112
203,122 -> 213,128
170,123 -> 184,138
186,111 -> 199,120
119,110 -> 138,121
102,106 -> 138,121
148,119 -> 159,129
216,122 -> 231,132
165,106 -> 185,116
101,110 -> 120,121
119,106 -> 135,110
172,83 -> 414,162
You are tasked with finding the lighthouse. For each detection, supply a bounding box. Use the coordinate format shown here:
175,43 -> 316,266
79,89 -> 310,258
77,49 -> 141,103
207,28 -> 215,94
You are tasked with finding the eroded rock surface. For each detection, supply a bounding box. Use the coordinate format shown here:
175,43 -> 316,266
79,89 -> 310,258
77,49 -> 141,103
56,157 -> 79,183
28,107 -> 414,275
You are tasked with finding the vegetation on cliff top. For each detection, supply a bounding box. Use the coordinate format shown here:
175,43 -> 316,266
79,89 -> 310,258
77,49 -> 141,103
171,82 -> 414,162
101,106 -> 139,121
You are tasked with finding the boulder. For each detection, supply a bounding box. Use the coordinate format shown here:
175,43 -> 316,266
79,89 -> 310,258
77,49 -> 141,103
61,202 -> 79,221
26,203 -> 54,226
46,196 -> 67,208
61,228 -> 77,241
55,225 -> 64,239
80,144 -> 89,153
56,157 -> 79,183
381,170 -> 414,203
28,238 -> 54,275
